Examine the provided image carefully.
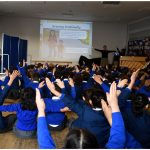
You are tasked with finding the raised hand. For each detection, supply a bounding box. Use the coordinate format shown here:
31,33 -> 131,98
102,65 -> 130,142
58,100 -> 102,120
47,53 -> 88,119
7,70 -> 19,86
117,79 -> 128,88
38,81 -> 45,89
45,77 -> 55,91
101,99 -> 112,126
56,79 -> 65,89
128,69 -> 140,90
46,78 -> 62,97
130,69 -> 140,82
106,81 -> 119,113
68,78 -> 74,87
93,75 -> 103,85
36,88 -> 45,117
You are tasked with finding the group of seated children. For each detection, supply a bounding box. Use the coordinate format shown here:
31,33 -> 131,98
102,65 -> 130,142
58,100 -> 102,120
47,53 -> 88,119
0,60 -> 150,149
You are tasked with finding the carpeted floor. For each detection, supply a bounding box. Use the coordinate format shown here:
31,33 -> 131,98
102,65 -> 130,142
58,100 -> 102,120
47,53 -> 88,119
0,99 -> 77,149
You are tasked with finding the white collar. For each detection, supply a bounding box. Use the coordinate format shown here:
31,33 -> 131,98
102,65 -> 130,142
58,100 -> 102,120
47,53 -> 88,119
82,81 -> 88,83
63,78 -> 68,81
93,108 -> 102,111
52,96 -> 60,100
127,99 -> 132,102
33,81 -> 39,83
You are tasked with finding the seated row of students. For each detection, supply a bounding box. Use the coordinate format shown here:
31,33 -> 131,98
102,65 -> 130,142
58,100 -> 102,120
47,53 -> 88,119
0,60 -> 149,148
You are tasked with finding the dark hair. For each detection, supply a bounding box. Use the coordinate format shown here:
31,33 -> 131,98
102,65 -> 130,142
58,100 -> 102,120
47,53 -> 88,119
82,71 -> 90,81
73,74 -> 83,86
64,128 -> 99,149
132,94 -> 149,117
61,70 -> 70,79
20,87 -> 37,111
9,66 -> 18,74
54,69 -> 63,79
31,72 -> 40,81
82,88 -> 106,108
49,63 -> 55,72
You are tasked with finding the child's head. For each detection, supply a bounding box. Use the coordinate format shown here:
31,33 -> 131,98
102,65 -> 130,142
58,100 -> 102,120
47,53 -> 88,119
73,74 -> 83,86
54,69 -> 63,79
82,71 -> 90,81
82,88 -> 106,108
9,66 -> 18,74
64,128 -> 99,148
20,87 -> 37,111
31,72 -> 40,82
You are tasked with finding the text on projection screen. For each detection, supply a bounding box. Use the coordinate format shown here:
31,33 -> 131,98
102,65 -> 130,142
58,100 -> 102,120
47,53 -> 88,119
40,20 -> 92,62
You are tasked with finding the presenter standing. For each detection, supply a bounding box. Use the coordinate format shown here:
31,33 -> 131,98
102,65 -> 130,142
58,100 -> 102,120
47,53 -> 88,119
95,45 -> 115,67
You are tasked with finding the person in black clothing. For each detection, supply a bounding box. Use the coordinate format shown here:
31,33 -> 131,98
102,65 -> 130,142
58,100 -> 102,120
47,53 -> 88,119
95,45 -> 115,66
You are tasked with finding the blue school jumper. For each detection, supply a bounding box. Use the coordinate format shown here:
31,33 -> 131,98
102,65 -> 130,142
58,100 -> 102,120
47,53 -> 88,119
0,85 -> 11,129
136,85 -> 150,98
44,96 -> 66,126
117,87 -> 149,148
122,106 -> 150,148
61,94 -> 110,147
18,66 -> 40,89
0,103 -> 37,131
37,112 -> 126,149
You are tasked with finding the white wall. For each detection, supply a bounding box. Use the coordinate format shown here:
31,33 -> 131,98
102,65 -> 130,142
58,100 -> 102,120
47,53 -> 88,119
92,22 -> 127,63
0,16 -> 40,61
0,16 -> 127,64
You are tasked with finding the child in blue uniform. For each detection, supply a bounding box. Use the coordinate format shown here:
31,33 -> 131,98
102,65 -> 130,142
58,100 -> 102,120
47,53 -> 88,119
0,73 -> 38,138
0,70 -> 19,132
36,81 -> 126,149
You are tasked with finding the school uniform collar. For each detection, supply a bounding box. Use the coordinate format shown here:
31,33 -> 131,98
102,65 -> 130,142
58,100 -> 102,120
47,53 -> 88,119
93,108 -> 102,111
33,81 -> 39,83
63,78 -> 68,81
127,99 -> 132,102
52,96 -> 60,100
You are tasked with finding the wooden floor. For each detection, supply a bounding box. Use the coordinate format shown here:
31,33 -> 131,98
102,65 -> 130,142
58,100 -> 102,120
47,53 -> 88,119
0,99 -> 77,149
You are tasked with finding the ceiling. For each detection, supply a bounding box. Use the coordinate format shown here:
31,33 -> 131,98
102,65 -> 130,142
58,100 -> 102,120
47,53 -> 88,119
0,1 -> 150,23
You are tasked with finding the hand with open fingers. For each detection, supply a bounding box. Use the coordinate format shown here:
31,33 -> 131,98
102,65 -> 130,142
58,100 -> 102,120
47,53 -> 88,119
36,88 -> 45,116
7,70 -> 19,86
10,70 -> 19,80
117,79 -> 128,88
68,78 -> 74,87
56,79 -> 65,88
130,69 -> 140,82
38,81 -> 45,88
101,99 -> 112,126
106,81 -> 119,112
45,77 -> 55,91
93,75 -> 103,84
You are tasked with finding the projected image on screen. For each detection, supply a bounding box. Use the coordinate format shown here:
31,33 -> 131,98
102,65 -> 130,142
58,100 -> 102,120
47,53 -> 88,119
40,20 -> 92,62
